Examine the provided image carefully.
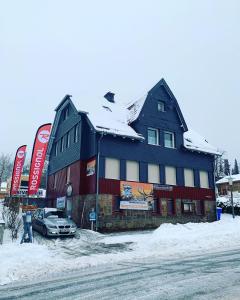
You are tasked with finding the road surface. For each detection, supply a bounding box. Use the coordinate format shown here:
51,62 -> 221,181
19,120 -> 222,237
1,248 -> 240,299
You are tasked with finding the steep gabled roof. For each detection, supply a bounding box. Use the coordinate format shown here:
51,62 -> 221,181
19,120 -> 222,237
47,95 -> 78,156
127,78 -> 188,132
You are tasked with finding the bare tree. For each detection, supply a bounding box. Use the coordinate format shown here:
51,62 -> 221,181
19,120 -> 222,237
2,198 -> 22,241
0,153 -> 12,188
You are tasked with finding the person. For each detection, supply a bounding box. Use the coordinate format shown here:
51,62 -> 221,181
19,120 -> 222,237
20,211 -> 33,244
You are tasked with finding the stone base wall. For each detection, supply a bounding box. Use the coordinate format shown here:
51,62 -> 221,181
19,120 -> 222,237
69,194 -> 216,232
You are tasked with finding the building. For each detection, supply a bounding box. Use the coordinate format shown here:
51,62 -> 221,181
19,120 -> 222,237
6,175 -> 46,198
47,78 -> 220,231
216,174 -> 240,196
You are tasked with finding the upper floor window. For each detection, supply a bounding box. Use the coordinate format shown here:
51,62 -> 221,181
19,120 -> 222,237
55,143 -> 58,157
105,158 -> 120,180
184,168 -> 194,187
64,107 -> 69,120
66,131 -> 70,148
164,131 -> 175,148
200,171 -> 209,188
126,160 -> 139,182
148,128 -> 159,145
158,101 -> 165,112
60,137 -> 64,152
165,166 -> 176,185
148,164 -> 160,184
74,124 -> 79,143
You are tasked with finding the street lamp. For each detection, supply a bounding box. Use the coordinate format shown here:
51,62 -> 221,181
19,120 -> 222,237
228,175 -> 235,219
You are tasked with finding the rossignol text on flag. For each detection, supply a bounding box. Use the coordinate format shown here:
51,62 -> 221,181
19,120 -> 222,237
28,123 -> 51,196
10,145 -> 27,196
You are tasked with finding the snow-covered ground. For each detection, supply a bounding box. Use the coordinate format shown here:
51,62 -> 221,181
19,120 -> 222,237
1,213 -> 240,286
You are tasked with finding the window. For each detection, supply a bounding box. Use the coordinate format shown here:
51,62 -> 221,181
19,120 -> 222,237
148,164 -> 160,183
148,128 -> 159,145
74,124 -> 79,143
55,143 -> 58,157
60,137 -> 64,152
158,101 -> 165,112
184,168 -> 194,187
183,202 -> 195,213
126,160 -> 139,182
165,166 -> 176,185
66,132 -> 70,148
164,131 -> 175,148
64,107 -> 69,120
105,158 -> 120,180
54,174 -> 57,189
200,171 -> 209,188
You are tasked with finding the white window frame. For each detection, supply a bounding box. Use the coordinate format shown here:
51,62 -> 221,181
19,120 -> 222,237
164,131 -> 175,148
158,101 -> 165,112
147,127 -> 159,145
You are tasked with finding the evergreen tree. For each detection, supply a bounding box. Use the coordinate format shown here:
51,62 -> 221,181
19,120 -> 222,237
224,159 -> 230,176
232,159 -> 239,175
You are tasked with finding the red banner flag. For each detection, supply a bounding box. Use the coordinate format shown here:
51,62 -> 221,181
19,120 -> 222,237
28,123 -> 51,196
10,145 -> 27,196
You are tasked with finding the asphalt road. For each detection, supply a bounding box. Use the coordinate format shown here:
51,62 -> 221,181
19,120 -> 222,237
1,249 -> 240,300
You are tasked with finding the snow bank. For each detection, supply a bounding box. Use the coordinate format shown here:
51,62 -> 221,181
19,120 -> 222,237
1,215 -> 240,286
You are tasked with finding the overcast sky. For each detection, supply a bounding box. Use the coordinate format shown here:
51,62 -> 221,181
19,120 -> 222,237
1,0 -> 240,165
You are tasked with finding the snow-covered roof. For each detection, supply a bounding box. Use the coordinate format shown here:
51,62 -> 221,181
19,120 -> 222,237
216,174 -> 240,185
127,94 -> 147,123
183,129 -> 221,156
77,97 -> 144,140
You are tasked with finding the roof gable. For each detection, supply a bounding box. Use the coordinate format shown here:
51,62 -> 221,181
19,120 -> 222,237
47,95 -> 78,156
127,78 -> 188,132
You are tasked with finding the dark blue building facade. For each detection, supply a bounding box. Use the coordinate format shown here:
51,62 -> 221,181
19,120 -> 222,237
47,79 -> 217,231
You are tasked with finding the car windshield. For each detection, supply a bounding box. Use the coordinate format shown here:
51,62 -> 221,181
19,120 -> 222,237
45,211 -> 66,219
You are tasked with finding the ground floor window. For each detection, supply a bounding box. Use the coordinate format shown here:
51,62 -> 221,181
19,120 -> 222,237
167,199 -> 174,216
183,202 -> 195,213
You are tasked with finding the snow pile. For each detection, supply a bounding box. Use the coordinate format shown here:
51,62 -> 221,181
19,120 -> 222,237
1,215 -> 240,285
217,195 -> 240,208
184,129 -> 221,155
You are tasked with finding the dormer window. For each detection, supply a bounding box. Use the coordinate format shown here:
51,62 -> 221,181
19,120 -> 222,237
158,101 -> 165,112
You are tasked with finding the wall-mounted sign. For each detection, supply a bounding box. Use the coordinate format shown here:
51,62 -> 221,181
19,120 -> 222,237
153,184 -> 173,191
86,159 -> 96,176
120,181 -> 154,210
56,196 -> 66,209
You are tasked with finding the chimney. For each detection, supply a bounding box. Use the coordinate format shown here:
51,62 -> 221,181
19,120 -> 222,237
104,92 -> 115,103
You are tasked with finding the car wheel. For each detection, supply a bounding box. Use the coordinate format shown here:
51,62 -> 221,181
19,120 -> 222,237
42,226 -> 48,237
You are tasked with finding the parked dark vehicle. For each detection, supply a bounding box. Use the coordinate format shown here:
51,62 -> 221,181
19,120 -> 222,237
32,208 -> 77,237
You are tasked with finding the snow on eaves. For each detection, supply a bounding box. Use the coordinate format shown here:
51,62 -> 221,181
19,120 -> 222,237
184,129 -> 221,156
216,174 -> 240,185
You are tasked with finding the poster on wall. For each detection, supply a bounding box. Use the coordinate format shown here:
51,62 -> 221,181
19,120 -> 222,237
86,159 -> 96,176
56,197 -> 66,209
120,181 -> 154,210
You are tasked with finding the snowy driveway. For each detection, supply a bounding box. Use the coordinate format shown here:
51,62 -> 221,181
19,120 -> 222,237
1,248 -> 240,299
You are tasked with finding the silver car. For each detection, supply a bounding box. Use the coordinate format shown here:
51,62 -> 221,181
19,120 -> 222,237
32,208 -> 77,237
